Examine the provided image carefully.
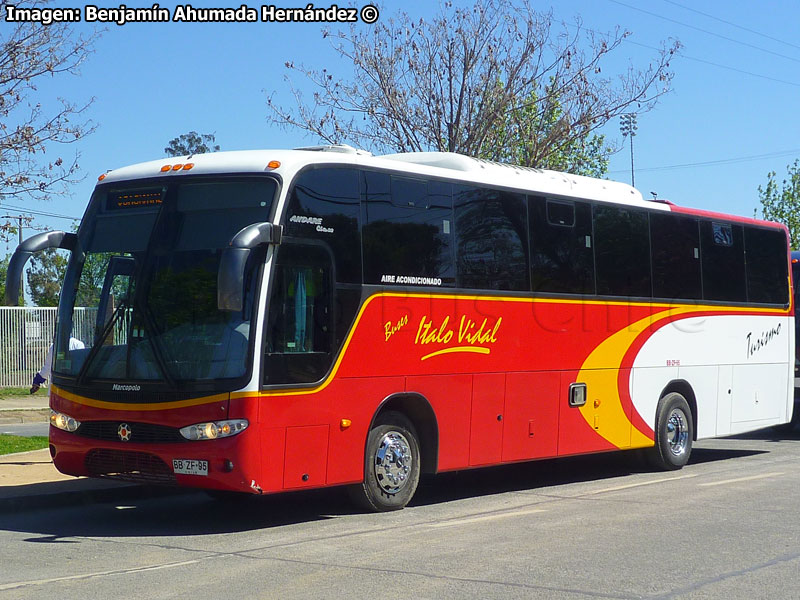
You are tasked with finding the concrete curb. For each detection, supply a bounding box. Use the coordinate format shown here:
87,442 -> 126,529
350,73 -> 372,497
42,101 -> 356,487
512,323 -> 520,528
0,447 -> 191,512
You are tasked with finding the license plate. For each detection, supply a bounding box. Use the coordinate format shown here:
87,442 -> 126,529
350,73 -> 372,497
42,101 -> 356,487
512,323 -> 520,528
172,459 -> 208,476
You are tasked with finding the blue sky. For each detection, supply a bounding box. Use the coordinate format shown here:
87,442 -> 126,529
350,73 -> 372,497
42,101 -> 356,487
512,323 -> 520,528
5,0 -> 800,253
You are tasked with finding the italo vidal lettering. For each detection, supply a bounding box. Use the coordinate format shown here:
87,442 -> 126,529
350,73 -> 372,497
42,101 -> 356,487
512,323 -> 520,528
458,315 -> 501,344
415,316 -> 454,345
414,315 -> 502,347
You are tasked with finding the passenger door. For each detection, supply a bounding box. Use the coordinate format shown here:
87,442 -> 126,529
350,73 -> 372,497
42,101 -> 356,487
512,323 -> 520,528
263,242 -> 334,385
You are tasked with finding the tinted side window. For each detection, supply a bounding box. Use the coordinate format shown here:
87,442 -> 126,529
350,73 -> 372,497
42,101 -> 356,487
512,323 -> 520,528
285,167 -> 361,284
650,212 -> 701,300
745,226 -> 789,304
264,243 -> 333,385
594,205 -> 651,297
362,171 -> 455,285
454,186 -> 528,291
701,221 -> 746,302
529,196 -> 594,294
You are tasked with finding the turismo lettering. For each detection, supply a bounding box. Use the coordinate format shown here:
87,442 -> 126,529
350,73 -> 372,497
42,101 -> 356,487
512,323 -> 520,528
746,323 -> 781,359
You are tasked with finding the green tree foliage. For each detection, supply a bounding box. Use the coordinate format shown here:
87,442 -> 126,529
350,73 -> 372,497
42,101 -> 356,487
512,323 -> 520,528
75,253 -> 116,307
164,131 -> 220,157
268,0 -> 679,172
27,248 -> 68,307
24,247 -> 118,308
477,87 -> 608,177
0,255 -> 22,305
758,159 -> 800,249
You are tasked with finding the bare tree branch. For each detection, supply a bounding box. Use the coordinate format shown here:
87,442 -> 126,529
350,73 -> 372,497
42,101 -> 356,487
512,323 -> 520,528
1,0 -> 100,202
267,0 -> 680,176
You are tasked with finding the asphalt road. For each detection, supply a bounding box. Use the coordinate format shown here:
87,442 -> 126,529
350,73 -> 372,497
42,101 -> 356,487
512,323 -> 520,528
0,422 -> 48,437
1,427 -> 800,599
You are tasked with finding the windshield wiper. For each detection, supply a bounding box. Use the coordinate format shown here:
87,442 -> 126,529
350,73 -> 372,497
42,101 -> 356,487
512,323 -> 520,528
132,299 -> 177,388
76,297 -> 131,385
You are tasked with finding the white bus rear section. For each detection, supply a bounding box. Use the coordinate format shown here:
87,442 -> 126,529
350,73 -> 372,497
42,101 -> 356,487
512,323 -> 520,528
631,314 -> 793,438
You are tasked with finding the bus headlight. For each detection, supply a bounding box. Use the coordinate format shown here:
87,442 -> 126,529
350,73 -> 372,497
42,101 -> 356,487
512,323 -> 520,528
180,419 -> 248,441
50,409 -> 81,433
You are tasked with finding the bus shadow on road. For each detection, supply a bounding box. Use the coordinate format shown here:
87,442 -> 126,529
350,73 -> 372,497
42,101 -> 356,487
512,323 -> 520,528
0,443 -> 772,539
685,446 -> 769,465
0,485 -> 362,539
410,445 -> 768,507
724,424 -> 800,442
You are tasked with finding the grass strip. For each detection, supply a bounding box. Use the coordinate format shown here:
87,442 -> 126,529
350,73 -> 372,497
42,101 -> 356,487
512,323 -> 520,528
0,434 -> 49,456
0,386 -> 47,398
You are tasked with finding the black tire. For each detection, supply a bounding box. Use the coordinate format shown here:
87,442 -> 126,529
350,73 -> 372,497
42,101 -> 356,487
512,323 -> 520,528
349,411 -> 421,512
648,392 -> 693,471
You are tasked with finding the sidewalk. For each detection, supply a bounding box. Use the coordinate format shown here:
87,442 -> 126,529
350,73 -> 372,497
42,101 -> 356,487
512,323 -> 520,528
0,446 -> 181,510
0,391 -> 50,416
0,392 -> 143,511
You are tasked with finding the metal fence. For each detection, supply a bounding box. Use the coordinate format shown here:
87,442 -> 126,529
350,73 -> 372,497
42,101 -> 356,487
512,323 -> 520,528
0,306 -> 96,388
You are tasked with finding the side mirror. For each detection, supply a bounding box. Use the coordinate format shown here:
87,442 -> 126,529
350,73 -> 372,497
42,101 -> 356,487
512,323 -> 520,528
217,222 -> 282,312
5,231 -> 78,306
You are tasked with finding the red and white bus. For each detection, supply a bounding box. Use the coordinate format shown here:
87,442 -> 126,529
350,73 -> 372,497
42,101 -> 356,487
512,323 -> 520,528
7,146 -> 794,510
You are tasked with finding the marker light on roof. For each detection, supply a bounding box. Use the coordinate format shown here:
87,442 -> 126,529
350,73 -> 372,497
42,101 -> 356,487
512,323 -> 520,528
160,163 -> 193,173
98,173 -> 107,181
267,160 -> 281,169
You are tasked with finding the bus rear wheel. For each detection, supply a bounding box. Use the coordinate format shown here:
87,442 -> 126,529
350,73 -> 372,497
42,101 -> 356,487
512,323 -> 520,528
648,392 -> 693,471
349,411 -> 420,512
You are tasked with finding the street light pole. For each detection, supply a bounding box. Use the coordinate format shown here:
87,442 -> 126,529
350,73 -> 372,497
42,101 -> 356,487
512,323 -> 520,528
620,113 -> 638,187
17,215 -> 23,306
2,214 -> 27,305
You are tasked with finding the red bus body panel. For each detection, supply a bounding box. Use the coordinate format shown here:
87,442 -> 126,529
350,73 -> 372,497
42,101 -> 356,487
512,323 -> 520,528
49,293 -> 790,494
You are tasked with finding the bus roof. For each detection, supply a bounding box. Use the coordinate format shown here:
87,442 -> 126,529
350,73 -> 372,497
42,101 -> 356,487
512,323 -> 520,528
669,203 -> 789,232
98,147 -> 653,207
96,147 -> 778,226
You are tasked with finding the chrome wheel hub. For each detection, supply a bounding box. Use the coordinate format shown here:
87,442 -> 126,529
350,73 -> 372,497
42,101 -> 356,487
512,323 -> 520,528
374,431 -> 412,495
666,408 -> 689,457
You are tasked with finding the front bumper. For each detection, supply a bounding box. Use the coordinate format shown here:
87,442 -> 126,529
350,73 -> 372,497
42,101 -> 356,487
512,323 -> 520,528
49,425 -> 262,493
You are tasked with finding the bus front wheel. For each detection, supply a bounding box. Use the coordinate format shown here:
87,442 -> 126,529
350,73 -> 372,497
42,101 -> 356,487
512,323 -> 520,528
350,411 -> 421,512
648,392 -> 693,471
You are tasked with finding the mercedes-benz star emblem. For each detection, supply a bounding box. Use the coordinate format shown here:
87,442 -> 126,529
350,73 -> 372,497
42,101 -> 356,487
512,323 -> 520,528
118,423 -> 131,442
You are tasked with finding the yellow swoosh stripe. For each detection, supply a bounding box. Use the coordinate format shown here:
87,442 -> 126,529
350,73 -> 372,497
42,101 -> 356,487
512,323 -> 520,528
53,293 -> 790,408
576,305 -> 737,449
421,346 -> 490,361
52,384 -> 228,411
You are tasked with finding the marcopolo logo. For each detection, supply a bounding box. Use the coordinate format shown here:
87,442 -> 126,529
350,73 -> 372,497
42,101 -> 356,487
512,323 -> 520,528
112,384 -> 141,392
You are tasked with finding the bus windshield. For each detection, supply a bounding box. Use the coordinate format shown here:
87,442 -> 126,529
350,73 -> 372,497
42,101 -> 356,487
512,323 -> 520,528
53,177 -> 277,387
